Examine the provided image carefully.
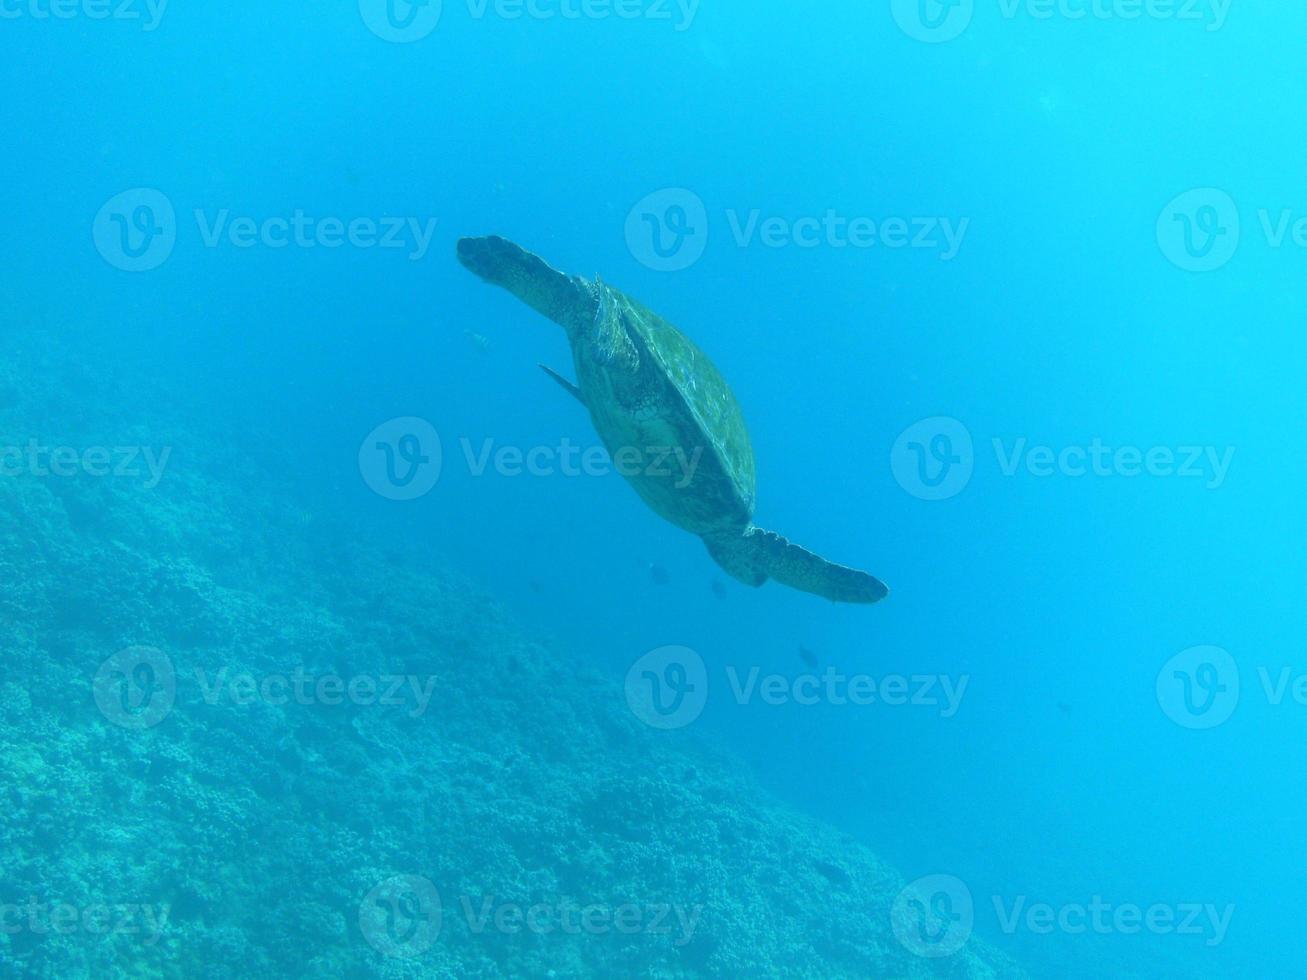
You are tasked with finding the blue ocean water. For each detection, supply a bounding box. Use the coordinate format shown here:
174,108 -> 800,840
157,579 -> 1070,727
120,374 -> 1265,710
1,1 -> 1302,977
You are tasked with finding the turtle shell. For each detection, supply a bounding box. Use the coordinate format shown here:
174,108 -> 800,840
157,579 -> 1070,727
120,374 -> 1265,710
601,287 -> 757,529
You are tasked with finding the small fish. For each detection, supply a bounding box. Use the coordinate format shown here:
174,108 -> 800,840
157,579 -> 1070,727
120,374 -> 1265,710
799,646 -> 818,669
528,580 -> 544,595
710,580 -> 728,599
463,328 -> 491,353
1057,702 -> 1073,716
649,563 -> 671,586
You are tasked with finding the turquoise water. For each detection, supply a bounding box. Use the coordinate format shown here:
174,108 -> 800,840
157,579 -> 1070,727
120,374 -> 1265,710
1,3 -> 1302,977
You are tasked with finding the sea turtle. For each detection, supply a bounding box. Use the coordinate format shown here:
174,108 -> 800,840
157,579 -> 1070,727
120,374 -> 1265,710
456,236 -> 888,604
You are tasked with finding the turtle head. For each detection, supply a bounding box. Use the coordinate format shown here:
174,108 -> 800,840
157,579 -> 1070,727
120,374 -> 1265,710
455,235 -> 508,282
456,236 -> 594,337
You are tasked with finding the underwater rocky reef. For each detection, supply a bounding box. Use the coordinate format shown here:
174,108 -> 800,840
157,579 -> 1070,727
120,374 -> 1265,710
0,319 -> 1027,978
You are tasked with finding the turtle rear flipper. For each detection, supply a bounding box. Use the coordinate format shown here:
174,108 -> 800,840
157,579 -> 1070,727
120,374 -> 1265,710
704,527 -> 888,604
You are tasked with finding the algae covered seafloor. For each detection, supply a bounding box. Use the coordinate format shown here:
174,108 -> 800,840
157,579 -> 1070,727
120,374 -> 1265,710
0,321 -> 1025,978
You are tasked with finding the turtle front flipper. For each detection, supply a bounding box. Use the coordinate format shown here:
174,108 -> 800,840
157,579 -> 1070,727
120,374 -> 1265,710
539,363 -> 586,404
704,527 -> 888,604
457,236 -> 595,337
